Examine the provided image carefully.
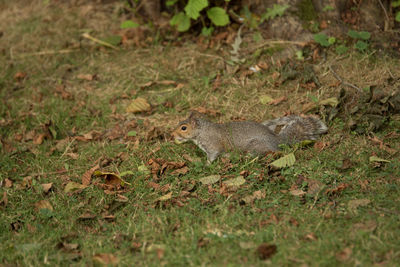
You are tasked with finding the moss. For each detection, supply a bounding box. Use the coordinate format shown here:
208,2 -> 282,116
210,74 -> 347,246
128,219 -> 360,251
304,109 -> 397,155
296,0 -> 318,21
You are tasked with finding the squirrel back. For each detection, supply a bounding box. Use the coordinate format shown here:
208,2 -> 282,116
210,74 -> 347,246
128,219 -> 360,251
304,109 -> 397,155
172,111 -> 327,162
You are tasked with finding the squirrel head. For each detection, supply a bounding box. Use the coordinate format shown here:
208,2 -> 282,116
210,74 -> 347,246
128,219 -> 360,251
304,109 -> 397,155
172,111 -> 204,144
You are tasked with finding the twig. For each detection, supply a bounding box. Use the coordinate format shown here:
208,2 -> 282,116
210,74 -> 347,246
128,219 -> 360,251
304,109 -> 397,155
329,65 -> 362,92
377,0 -> 390,30
81,33 -> 119,50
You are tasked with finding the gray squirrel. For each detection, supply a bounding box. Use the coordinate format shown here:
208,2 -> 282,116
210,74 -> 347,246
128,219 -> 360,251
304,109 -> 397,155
172,111 -> 328,162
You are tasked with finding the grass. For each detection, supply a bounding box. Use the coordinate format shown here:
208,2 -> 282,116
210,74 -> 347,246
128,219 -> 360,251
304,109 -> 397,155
1,0 -> 400,266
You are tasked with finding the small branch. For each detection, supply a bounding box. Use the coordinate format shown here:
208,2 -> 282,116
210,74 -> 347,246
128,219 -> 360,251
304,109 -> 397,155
81,33 -> 119,50
377,0 -> 390,30
329,65 -> 362,92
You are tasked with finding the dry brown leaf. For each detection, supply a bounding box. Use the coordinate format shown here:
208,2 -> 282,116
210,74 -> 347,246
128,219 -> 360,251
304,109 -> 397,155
33,133 -> 46,145
256,243 -> 277,260
14,72 -> 27,80
64,182 -> 88,193
4,178 -> 13,188
126,97 -> 151,113
290,189 -> 306,196
192,107 -> 220,117
336,247 -> 352,262
92,253 -> 119,266
171,166 -> 189,175
41,183 -> 53,194
77,74 -> 96,81
34,200 -> 53,211
269,96 -> 287,106
82,164 -> 100,186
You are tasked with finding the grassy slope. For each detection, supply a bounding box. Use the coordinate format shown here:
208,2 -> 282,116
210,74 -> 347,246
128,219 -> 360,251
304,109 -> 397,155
1,1 -> 400,266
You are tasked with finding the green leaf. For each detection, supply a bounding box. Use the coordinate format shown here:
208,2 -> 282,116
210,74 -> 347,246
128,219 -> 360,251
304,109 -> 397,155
127,130 -> 137,137
166,0 -> 178,7
102,35 -> 122,46
396,12 -> 400,22
138,164 -> 150,175
170,12 -> 191,32
184,0 -> 208,20
64,182 -> 87,193
319,97 -> 339,107
322,5 -> 334,11
223,176 -> 246,187
207,7 -> 230,26
120,20 -> 139,29
119,171 -> 134,177
201,26 -> 214,36
199,175 -> 220,185
355,40 -> 368,51
262,4 -> 289,21
259,95 -> 273,104
392,1 -> 400,7
328,37 -> 336,45
335,44 -> 348,55
313,33 -> 330,47
369,156 -> 390,163
347,30 -> 371,40
270,153 -> 296,169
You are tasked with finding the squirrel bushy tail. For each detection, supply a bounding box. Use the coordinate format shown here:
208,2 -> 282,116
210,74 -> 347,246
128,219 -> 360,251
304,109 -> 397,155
262,115 -> 328,145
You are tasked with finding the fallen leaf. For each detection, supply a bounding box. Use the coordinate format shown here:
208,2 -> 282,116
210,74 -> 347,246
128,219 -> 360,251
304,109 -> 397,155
171,166 -> 189,175
369,156 -> 390,163
34,200 -> 53,211
199,175 -> 220,185
336,247 -> 352,262
270,153 -> 296,169
14,72 -> 27,80
92,253 -> 119,266
256,243 -> 277,260
325,183 -> 349,196
241,190 -> 266,204
197,237 -> 210,248
82,164 -> 100,186
290,189 -> 306,196
77,74 -> 96,81
306,178 -> 324,196
126,97 -> 151,113
157,192 -> 172,201
4,178 -> 13,188
319,97 -> 339,107
33,133 -> 46,145
41,183 -> 53,193
223,176 -> 246,187
192,107 -> 220,117
259,95 -> 274,105
93,171 -> 127,190
270,96 -> 287,105
78,212 -> 96,220
348,199 -> 371,214
64,182 -> 87,193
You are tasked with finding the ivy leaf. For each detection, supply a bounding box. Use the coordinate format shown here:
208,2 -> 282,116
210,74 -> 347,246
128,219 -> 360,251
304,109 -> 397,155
355,40 -> 368,51
335,44 -> 348,55
262,4 -> 289,21
313,33 -> 330,47
201,26 -> 214,36
120,20 -> 139,29
184,0 -> 208,20
170,12 -> 191,32
207,7 -> 230,26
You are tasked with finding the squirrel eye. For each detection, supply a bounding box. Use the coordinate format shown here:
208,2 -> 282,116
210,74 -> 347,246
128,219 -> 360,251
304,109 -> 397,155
181,125 -> 187,131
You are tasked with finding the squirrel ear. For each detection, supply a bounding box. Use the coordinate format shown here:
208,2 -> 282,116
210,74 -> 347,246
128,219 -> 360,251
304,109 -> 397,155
188,110 -> 203,119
